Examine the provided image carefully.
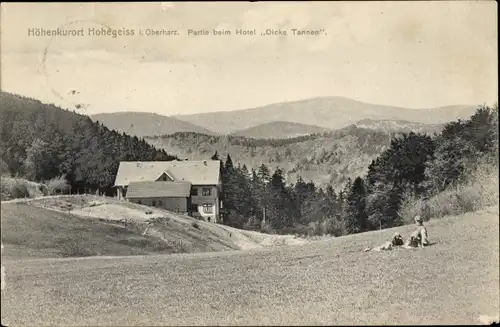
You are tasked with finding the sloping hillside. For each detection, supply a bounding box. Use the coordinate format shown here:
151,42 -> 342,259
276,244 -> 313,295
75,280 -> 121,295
0,200 -> 234,259
0,92 -> 176,190
354,119 -> 444,135
231,121 -> 330,139
1,195 -> 308,260
2,205 -> 498,325
174,96 -> 476,134
91,112 -> 214,137
146,126 -> 392,188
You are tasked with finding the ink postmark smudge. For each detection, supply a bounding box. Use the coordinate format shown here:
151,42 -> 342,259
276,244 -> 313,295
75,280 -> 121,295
40,19 -> 113,111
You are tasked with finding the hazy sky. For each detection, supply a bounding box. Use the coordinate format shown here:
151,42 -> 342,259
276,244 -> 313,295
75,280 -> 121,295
1,2 -> 497,116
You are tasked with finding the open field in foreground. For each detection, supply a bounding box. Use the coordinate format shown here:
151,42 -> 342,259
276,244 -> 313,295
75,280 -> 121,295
1,205 -> 498,325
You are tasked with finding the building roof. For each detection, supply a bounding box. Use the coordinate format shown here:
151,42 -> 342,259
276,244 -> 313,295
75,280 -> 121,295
114,160 -> 221,187
126,181 -> 192,198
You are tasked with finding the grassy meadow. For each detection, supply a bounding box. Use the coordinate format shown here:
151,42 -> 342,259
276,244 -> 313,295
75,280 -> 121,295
1,204 -> 498,325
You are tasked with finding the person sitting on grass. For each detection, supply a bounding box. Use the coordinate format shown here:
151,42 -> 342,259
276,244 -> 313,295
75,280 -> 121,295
365,241 -> 393,252
404,215 -> 429,248
364,232 -> 404,252
391,232 -> 404,247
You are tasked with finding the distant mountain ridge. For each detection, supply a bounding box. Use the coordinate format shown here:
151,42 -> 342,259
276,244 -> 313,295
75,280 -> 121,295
230,121 -> 330,139
91,112 -> 214,137
353,119 -> 444,135
174,96 -> 477,134
90,96 -> 477,139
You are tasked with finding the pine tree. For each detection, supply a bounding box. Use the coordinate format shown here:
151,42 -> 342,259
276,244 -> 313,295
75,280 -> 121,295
225,154 -> 234,172
219,154 -> 257,228
235,166 -> 255,218
250,168 -> 265,220
257,163 -> 271,185
241,164 -> 249,177
293,176 -> 308,218
267,168 -> 297,230
344,177 -> 368,234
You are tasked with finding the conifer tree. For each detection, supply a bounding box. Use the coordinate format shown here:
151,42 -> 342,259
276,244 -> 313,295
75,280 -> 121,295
257,163 -> 271,185
267,168 -> 297,229
344,177 -> 368,234
225,154 -> 234,172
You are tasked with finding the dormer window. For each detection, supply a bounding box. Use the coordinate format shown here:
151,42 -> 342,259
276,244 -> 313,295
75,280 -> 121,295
156,171 -> 174,182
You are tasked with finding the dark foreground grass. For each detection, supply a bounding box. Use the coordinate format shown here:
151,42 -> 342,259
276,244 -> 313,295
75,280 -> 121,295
1,206 -> 498,325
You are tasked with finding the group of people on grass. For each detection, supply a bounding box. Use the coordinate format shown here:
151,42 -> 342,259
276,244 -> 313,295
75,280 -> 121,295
365,215 -> 430,252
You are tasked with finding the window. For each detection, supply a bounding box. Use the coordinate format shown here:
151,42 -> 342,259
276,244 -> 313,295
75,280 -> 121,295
190,187 -> 198,196
202,204 -> 213,214
158,200 -> 163,207
202,188 -> 211,196
152,200 -> 157,207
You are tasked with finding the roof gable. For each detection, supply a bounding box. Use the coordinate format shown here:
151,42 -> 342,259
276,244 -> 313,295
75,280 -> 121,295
155,171 -> 176,182
114,160 -> 220,187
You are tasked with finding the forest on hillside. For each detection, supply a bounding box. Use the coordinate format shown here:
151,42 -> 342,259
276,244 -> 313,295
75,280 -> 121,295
217,105 -> 498,236
0,92 -> 177,193
146,126 -> 394,189
1,91 -> 497,238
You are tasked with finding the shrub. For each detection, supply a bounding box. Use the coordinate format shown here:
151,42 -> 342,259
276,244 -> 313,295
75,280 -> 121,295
0,159 -> 9,176
0,182 -> 8,200
59,240 -> 96,257
399,162 -> 499,222
38,183 -> 49,196
260,221 -> 274,234
46,175 -> 70,195
1,177 -> 51,200
243,216 -> 261,231
10,180 -> 30,199
307,221 -> 321,236
319,218 -> 344,237
292,224 -> 310,237
192,222 -> 200,229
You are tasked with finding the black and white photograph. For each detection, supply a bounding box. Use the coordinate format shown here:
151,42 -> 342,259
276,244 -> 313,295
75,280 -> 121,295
0,1 -> 498,325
